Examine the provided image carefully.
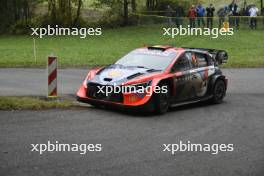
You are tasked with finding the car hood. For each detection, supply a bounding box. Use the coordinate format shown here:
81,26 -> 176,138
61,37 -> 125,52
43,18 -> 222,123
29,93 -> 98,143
89,64 -> 161,85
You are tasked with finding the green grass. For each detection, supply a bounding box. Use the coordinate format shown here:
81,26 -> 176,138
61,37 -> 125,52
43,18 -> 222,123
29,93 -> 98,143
0,25 -> 263,68
0,97 -> 75,110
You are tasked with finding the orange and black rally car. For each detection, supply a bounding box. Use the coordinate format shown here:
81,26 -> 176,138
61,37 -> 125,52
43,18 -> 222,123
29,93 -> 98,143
77,45 -> 228,114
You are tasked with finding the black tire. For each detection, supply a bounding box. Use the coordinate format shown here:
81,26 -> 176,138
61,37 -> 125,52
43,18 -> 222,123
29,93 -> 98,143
154,84 -> 171,115
211,79 -> 226,104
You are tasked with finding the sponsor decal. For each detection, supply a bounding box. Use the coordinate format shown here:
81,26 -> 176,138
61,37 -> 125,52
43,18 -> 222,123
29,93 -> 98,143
107,70 -> 122,77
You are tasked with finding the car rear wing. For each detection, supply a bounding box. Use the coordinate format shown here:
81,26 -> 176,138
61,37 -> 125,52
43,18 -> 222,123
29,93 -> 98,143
184,47 -> 228,65
206,49 -> 228,65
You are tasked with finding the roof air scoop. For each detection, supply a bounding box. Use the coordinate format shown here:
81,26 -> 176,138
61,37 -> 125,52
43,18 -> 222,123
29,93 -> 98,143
127,73 -> 143,80
104,78 -> 113,82
147,45 -> 173,51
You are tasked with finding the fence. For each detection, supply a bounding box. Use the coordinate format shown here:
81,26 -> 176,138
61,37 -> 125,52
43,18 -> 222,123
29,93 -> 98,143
131,12 -> 264,30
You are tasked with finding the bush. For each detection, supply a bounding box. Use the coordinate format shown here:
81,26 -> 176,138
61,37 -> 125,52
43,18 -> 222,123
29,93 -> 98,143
8,20 -> 33,35
92,13 -> 124,28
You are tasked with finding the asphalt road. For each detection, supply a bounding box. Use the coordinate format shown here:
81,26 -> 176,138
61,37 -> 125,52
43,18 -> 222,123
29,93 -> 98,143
0,68 -> 264,96
0,68 -> 264,176
0,68 -> 88,96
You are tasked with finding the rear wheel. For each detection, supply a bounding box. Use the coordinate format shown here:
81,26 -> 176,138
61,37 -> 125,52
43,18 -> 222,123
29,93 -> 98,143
154,84 -> 171,115
211,79 -> 226,104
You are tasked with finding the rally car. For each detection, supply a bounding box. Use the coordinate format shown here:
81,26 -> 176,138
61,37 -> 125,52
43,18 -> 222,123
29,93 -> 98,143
77,45 -> 228,114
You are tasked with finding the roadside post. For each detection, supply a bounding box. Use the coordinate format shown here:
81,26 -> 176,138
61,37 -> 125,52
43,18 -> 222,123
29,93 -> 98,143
33,38 -> 37,63
47,55 -> 58,98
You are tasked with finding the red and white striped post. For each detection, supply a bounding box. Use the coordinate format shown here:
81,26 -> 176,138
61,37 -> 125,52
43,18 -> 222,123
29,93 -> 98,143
47,55 -> 57,97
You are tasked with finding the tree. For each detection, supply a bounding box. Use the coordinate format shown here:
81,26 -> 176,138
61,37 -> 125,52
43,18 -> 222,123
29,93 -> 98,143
94,0 -> 135,26
146,0 -> 158,10
0,0 -> 42,32
74,0 -> 82,25
47,0 -> 83,26
48,0 -> 57,21
131,0 -> 136,12
123,0 -> 128,25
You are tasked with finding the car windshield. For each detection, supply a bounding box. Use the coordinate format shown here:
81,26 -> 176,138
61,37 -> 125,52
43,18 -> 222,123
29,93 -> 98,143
115,49 -> 177,71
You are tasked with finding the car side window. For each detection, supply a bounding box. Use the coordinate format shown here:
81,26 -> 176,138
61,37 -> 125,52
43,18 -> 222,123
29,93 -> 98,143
206,55 -> 214,66
186,52 -> 198,68
195,53 -> 208,67
171,52 -> 191,72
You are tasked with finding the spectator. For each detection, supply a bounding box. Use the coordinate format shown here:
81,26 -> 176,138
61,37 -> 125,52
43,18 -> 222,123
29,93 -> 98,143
217,5 -> 228,28
249,4 -> 259,29
206,4 -> 215,29
175,2 -> 185,27
166,5 -> 173,25
228,0 -> 239,29
188,5 -> 197,28
245,5 -> 253,16
196,3 -> 206,27
241,7 -> 247,16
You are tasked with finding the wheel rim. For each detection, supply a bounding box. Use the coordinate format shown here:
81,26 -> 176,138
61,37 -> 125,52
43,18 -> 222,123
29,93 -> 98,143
215,83 -> 225,100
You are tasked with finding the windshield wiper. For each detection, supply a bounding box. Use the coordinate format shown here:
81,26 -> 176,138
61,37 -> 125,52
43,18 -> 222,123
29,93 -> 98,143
135,66 -> 161,72
136,66 -> 147,68
128,66 -> 161,72
146,68 -> 162,72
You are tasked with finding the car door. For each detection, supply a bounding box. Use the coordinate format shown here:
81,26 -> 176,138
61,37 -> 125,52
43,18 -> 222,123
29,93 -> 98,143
191,52 -> 211,98
170,52 -> 193,102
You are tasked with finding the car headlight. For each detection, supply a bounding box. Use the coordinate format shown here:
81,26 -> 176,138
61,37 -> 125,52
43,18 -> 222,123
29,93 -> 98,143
123,80 -> 152,93
83,71 -> 95,88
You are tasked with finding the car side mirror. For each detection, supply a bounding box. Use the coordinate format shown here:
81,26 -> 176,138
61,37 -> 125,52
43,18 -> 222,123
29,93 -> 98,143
215,50 -> 228,65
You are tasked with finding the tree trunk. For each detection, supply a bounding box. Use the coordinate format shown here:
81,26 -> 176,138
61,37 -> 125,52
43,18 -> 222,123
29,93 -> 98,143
13,0 -> 19,21
123,0 -> 128,25
68,0 -> 72,26
146,0 -> 158,10
131,0 -> 136,12
50,0 -> 56,22
146,0 -> 151,10
74,0 -> 82,25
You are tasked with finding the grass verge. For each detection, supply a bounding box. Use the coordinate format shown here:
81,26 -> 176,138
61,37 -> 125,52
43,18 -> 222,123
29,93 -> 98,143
0,25 -> 263,68
0,96 -> 75,110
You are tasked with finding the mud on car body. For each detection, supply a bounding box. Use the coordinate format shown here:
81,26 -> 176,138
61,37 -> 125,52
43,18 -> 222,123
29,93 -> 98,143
77,45 -> 228,114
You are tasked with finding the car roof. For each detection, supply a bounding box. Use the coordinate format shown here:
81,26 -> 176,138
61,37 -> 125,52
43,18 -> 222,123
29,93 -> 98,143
143,45 -> 209,55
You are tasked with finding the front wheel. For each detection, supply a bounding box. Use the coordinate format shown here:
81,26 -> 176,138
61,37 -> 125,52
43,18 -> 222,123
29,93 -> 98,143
211,80 -> 226,104
154,84 -> 171,115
